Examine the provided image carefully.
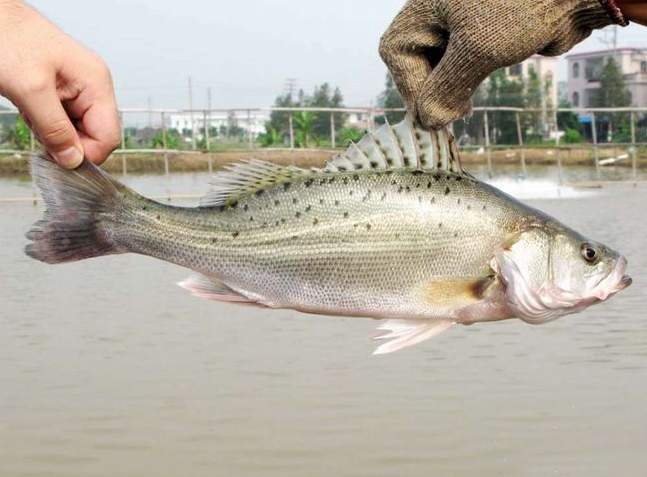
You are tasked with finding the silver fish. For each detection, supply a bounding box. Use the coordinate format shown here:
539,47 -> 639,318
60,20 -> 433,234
26,120 -> 632,354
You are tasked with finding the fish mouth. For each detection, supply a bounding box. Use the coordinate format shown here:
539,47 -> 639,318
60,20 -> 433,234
595,256 -> 631,300
614,274 -> 632,293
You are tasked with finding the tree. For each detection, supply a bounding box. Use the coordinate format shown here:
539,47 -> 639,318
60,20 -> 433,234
592,57 -> 632,142
377,72 -> 405,124
293,111 -> 315,148
266,83 -> 347,147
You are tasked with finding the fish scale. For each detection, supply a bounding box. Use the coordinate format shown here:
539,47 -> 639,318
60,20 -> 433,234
25,119 -> 631,354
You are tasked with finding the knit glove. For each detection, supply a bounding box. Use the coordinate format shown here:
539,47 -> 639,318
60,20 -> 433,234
380,0 -> 627,130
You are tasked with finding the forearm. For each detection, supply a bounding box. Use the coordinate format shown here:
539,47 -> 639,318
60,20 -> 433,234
617,0 -> 647,25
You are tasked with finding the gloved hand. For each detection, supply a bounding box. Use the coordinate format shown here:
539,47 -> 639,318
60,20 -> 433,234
380,0 -> 627,130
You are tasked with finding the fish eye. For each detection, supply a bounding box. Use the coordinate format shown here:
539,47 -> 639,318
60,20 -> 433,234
580,243 -> 600,264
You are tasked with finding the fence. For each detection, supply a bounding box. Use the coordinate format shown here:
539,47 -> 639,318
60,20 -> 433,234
1,106 -> 646,180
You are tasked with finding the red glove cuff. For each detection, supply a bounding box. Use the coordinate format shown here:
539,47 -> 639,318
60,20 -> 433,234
599,0 -> 630,26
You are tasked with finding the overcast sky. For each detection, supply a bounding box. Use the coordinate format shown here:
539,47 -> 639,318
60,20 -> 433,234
1,1 -> 645,111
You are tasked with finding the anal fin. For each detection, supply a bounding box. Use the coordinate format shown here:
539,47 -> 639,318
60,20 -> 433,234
178,273 -> 266,307
373,319 -> 455,355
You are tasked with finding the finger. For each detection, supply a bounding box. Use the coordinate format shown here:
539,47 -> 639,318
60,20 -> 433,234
379,2 -> 448,118
416,40 -> 495,130
19,84 -> 84,168
62,76 -> 121,165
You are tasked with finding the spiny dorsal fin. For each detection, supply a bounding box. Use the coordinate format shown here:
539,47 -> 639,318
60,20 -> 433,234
325,119 -> 464,174
200,159 -> 311,207
201,120 -> 465,207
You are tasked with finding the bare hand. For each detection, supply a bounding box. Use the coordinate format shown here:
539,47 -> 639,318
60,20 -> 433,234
0,0 -> 120,167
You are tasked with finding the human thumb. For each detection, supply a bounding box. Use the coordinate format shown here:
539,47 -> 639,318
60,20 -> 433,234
20,86 -> 84,168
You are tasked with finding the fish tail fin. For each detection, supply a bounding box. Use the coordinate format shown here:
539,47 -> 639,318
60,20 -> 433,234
25,153 -> 128,264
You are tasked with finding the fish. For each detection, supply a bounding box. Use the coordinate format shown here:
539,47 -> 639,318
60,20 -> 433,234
25,119 -> 632,355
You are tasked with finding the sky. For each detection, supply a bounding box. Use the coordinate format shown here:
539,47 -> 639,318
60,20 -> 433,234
1,0 -> 645,112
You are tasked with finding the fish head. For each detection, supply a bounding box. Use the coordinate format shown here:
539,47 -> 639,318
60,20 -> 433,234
494,226 -> 631,324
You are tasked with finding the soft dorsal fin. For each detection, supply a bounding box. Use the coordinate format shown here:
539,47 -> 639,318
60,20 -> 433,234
325,118 -> 464,174
200,159 -> 311,207
200,120 -> 465,207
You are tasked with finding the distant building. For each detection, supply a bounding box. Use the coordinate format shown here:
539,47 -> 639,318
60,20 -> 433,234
566,48 -> 647,108
168,111 -> 269,137
501,55 -> 559,108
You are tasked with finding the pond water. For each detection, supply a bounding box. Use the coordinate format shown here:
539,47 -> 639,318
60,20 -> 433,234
1,165 -> 646,477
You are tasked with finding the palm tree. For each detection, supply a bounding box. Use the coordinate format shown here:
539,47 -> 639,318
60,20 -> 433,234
293,111 -> 316,148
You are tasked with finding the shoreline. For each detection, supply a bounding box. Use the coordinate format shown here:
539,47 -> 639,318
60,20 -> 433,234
1,146 -> 646,176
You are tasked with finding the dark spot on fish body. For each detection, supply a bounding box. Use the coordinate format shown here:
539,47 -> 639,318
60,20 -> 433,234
398,186 -> 404,193
219,205 -> 226,212
353,174 -> 360,181
427,181 -> 432,189
457,198 -> 461,205
370,161 -> 379,168
366,224 -> 372,231
343,212 -> 349,218
156,215 -> 161,220
381,193 -> 387,202
319,199 -> 325,205
274,200 -> 280,206
249,217 -> 254,222
385,170 -> 394,175
349,190 -> 354,196
281,218 -> 286,224
405,186 -> 411,193
295,212 -> 302,218
342,177 -> 349,185
467,205 -> 471,210
243,204 -> 249,212
142,206 -> 148,211
482,205 -> 487,211
456,176 -> 463,181
313,218 -> 319,226
283,182 -> 292,192
304,179 -> 315,188
261,222 -> 268,229
454,233 -> 459,238
305,205 -> 312,212
212,238 -> 217,243
412,170 -> 423,176
293,198 -> 298,205
439,222 -> 443,229
433,174 -> 441,182
232,231 -> 240,238
255,190 -> 265,197
444,186 -> 451,196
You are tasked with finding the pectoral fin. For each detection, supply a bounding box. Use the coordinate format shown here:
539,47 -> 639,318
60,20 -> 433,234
423,276 -> 495,308
372,319 -> 455,355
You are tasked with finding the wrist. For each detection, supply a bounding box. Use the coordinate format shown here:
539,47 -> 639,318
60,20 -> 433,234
616,0 -> 647,25
599,0 -> 630,25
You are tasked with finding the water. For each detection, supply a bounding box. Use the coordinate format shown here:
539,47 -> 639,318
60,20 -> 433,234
1,167 -> 646,477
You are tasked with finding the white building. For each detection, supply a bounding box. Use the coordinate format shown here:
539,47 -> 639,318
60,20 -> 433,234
168,111 -> 269,137
566,48 -> 647,108
502,55 -> 560,108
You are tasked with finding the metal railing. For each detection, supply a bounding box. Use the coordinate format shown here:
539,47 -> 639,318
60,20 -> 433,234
1,106 -> 646,181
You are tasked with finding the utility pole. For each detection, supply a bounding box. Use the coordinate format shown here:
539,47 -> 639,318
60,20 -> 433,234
207,87 -> 212,111
188,76 -> 197,150
147,95 -> 152,129
285,78 -> 297,97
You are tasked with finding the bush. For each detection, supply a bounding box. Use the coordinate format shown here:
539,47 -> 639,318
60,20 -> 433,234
339,127 -> 364,147
564,128 -> 582,144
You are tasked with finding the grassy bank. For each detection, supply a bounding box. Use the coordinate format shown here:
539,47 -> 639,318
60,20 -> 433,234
1,146 -> 646,176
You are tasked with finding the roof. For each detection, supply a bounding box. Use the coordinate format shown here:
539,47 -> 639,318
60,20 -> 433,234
565,47 -> 647,60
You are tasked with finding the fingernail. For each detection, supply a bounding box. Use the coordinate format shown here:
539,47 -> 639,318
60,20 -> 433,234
53,146 -> 84,169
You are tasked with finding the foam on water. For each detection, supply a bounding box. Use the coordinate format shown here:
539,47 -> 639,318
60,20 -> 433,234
485,176 -> 595,200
